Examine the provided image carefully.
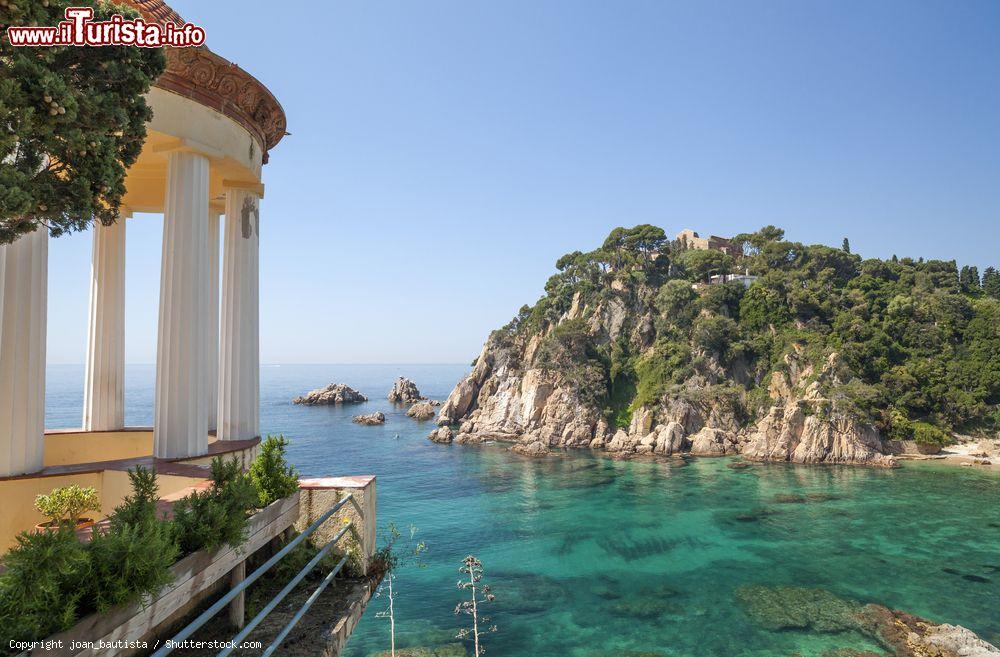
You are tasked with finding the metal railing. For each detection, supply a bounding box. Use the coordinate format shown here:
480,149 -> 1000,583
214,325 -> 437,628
151,493 -> 355,657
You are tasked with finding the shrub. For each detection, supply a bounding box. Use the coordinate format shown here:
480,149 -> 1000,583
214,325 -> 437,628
250,435 -> 299,508
86,518 -> 177,614
0,526 -> 90,645
911,421 -> 951,446
109,465 -> 160,529
85,467 -> 178,613
35,485 -> 101,527
172,457 -> 257,555
692,315 -> 739,356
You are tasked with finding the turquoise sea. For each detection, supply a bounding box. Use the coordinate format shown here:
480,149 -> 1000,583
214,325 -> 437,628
45,364 -> 999,657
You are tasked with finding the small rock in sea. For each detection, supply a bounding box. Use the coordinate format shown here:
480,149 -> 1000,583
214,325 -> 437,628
353,411 -> 386,426
293,383 -> 368,405
512,440 -> 548,457
388,377 -> 425,404
727,460 -> 752,470
406,401 -> 438,421
428,427 -> 453,444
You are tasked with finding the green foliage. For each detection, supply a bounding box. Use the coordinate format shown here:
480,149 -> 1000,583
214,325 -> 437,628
692,315 -> 739,356
34,485 -> 100,526
250,435 -> 300,508
654,279 -> 697,326
85,466 -> 177,614
86,515 -> 177,614
675,248 -> 730,283
0,0 -> 167,243
632,340 -> 691,409
172,457 -> 257,555
0,455 -> 277,651
0,527 -> 90,645
109,465 -> 159,530
374,522 -> 427,574
983,267 -> 1000,299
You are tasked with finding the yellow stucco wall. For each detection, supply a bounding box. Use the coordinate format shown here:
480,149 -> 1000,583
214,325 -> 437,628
0,472 -> 101,554
44,431 -> 154,467
0,469 -> 207,554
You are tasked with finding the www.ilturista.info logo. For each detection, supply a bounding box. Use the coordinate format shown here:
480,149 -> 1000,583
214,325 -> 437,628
5,7 -> 205,47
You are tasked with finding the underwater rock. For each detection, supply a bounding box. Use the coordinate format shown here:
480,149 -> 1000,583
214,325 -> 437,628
774,493 -> 809,504
737,585 -> 1000,656
735,585 -> 861,633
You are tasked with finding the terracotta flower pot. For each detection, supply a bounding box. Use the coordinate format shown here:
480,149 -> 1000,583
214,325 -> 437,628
35,518 -> 96,532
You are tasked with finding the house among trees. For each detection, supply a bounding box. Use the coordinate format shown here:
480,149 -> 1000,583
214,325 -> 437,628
708,271 -> 760,287
675,228 -> 735,255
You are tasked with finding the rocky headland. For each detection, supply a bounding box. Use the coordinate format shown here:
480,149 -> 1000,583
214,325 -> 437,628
429,225 -> 998,467
388,377 -> 425,404
293,383 -> 368,405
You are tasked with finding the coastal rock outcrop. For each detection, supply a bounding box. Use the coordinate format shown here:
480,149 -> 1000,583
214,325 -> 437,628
407,401 -> 439,421
353,411 -> 385,425
388,377 -> 425,404
293,383 -> 368,405
430,324 -> 897,467
428,427 -> 453,444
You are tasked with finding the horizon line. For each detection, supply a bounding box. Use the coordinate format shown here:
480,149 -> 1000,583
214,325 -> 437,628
46,362 -> 471,367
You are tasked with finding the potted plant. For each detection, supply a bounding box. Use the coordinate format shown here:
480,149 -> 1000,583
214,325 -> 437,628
35,484 -> 102,531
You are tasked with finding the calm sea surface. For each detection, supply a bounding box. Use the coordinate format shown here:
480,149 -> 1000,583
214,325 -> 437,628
46,364 -> 999,657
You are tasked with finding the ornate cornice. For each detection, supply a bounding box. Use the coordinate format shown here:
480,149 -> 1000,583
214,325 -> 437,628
117,0 -> 287,162
156,48 -> 287,162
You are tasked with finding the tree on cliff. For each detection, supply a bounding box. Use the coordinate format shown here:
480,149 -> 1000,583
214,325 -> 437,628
983,267 -> 1000,299
601,224 -> 668,269
0,0 -> 166,244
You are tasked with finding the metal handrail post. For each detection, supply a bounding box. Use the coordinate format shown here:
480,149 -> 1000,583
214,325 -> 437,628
150,493 -> 353,657
217,523 -> 351,657
261,554 -> 350,657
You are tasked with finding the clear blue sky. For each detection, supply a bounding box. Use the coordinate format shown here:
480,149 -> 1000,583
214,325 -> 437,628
46,0 -> 1000,364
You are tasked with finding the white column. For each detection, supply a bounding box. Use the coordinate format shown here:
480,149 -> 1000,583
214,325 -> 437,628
0,227 -> 48,476
218,187 -> 260,441
154,151 -> 210,459
207,210 -> 221,432
83,218 -> 126,431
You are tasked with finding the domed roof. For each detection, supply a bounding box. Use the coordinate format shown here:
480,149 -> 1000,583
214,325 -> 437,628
117,0 -> 287,161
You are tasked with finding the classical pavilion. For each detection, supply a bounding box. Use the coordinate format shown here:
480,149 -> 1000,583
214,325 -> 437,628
0,0 -> 287,550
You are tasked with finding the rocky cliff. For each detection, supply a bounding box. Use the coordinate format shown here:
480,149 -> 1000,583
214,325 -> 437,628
434,321 -> 897,466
